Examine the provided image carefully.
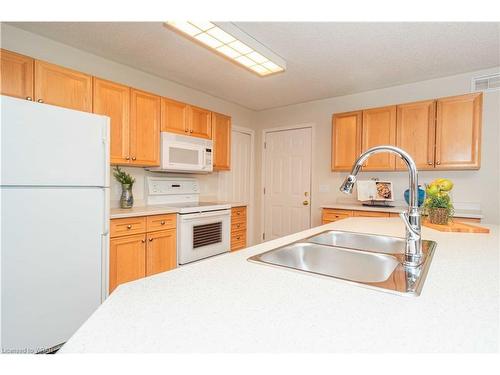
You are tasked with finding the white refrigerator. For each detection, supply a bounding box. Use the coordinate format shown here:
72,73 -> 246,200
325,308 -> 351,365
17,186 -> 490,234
0,95 -> 110,353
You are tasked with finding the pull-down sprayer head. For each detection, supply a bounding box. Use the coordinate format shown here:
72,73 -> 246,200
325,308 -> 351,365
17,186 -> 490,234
339,175 -> 357,194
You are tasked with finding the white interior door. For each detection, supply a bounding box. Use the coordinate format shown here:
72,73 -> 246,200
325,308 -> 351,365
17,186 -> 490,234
218,128 -> 253,243
264,127 -> 312,240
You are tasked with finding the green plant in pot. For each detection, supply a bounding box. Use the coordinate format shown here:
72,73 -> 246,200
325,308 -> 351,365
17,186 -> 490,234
113,166 -> 136,209
423,178 -> 455,225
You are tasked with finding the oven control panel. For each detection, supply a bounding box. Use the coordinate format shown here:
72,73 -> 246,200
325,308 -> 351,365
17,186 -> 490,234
146,177 -> 200,205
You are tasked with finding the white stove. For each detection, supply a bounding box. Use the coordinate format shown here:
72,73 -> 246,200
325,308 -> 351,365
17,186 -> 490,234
146,177 -> 231,264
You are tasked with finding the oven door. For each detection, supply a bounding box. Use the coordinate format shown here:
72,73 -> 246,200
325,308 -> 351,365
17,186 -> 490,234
178,210 -> 231,264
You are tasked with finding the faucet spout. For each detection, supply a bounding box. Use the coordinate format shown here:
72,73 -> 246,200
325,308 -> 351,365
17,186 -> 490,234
339,145 -> 423,267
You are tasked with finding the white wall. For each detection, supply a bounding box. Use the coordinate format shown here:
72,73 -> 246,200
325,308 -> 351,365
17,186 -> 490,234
0,24 -> 256,206
253,67 -> 500,242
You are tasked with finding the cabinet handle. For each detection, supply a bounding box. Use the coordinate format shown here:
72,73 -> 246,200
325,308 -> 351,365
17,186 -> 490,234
125,156 -> 130,161
189,129 -> 193,133
141,239 -> 145,243
26,96 -> 32,101
127,225 -> 132,229
436,161 -> 441,165
236,224 -> 240,228
131,157 -> 136,161
149,238 -> 153,242
427,161 -> 433,165
236,236 -> 240,240
160,221 -> 165,225
37,99 -> 44,103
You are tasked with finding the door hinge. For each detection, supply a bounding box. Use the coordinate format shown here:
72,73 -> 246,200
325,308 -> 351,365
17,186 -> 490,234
262,233 -> 266,240
263,187 -> 266,195
264,142 -> 267,149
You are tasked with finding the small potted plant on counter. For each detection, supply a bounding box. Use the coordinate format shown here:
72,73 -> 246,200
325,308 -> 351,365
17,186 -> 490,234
113,166 -> 135,209
423,178 -> 454,225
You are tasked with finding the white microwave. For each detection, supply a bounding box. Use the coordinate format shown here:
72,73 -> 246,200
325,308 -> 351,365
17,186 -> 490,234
149,132 -> 213,173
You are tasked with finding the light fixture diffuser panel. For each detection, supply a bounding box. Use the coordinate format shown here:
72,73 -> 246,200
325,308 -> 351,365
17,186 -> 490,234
164,21 -> 286,77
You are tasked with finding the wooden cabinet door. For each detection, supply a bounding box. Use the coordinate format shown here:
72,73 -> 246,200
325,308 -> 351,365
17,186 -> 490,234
109,234 -> 146,293
361,106 -> 397,171
0,49 -> 34,100
34,60 -> 92,112
189,105 -> 212,139
161,97 -> 188,135
435,93 -> 482,170
212,112 -> 231,170
146,229 -> 176,276
331,111 -> 362,171
396,100 -> 436,170
93,78 -> 130,165
130,89 -> 160,166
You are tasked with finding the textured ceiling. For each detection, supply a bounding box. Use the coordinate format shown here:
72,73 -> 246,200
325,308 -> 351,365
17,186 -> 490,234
9,22 -> 500,111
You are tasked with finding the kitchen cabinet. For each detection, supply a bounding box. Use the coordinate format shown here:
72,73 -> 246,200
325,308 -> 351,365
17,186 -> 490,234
331,111 -> 362,171
109,233 -> 146,293
130,89 -> 161,167
212,112 -> 232,170
34,60 -> 92,112
161,97 -> 189,135
109,213 -> 177,292
352,210 -> 390,218
231,206 -> 247,251
189,105 -> 212,139
322,209 -> 353,224
93,78 -> 131,165
0,49 -> 34,100
361,105 -> 397,171
435,93 -> 482,170
146,229 -> 176,276
396,100 -> 436,170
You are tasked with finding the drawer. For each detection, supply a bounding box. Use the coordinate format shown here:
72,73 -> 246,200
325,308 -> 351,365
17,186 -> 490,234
454,217 -> 481,223
231,221 -> 246,232
322,209 -> 352,222
231,239 -> 246,251
231,228 -> 246,243
110,216 -> 147,238
147,213 -> 176,232
353,210 -> 390,218
231,206 -> 246,218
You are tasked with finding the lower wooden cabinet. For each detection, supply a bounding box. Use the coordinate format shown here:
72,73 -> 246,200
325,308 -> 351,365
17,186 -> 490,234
231,206 -> 247,251
109,213 -> 176,293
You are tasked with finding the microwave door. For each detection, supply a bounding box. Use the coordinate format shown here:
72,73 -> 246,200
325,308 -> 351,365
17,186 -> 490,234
166,142 -> 204,171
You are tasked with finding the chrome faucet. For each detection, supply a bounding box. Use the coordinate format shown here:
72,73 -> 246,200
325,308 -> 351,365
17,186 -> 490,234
339,146 -> 423,267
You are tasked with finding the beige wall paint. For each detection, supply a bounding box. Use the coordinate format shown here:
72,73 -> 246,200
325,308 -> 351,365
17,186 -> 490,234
254,67 -> 500,242
1,24 -> 257,206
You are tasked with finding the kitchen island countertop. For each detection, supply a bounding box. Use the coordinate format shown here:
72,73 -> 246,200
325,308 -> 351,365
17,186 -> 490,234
61,218 -> 498,353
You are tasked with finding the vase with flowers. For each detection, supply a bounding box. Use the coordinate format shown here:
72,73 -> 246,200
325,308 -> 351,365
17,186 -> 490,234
423,178 -> 454,225
113,166 -> 136,209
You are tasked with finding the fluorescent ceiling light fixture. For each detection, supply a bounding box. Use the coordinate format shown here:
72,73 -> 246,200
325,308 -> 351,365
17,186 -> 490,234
164,21 -> 286,77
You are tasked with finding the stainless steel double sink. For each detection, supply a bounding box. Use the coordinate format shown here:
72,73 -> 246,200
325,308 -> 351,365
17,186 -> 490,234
248,230 -> 436,296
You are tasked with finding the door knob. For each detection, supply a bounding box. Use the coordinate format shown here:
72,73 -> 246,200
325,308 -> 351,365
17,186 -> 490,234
302,200 -> 309,206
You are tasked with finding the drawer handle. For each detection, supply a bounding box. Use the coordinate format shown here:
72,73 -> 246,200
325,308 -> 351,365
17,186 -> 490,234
237,212 -> 241,215
160,221 -> 166,225
127,225 -> 132,229
236,236 -> 240,240
236,224 -> 240,228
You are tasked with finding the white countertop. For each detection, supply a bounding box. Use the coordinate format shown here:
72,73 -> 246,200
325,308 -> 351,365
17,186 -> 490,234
60,218 -> 498,353
321,202 -> 483,219
110,202 -> 247,219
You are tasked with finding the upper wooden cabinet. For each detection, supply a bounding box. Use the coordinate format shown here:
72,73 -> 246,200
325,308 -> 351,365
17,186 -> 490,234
161,97 -> 189,135
34,60 -> 92,112
331,111 -> 362,171
189,105 -> 212,139
435,93 -> 482,170
212,112 -> 232,171
93,78 -> 130,165
361,106 -> 397,171
130,89 -> 161,167
0,49 -> 34,100
396,100 -> 436,170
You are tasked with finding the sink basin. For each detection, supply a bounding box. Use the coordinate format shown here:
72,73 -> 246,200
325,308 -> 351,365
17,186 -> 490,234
248,230 -> 436,296
255,242 -> 399,283
306,230 -> 405,254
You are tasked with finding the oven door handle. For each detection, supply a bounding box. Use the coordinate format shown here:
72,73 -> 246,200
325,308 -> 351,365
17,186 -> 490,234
180,210 -> 230,220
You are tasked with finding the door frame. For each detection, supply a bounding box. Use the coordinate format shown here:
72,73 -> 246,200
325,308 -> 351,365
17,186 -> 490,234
260,123 -> 315,242
217,125 -> 256,246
